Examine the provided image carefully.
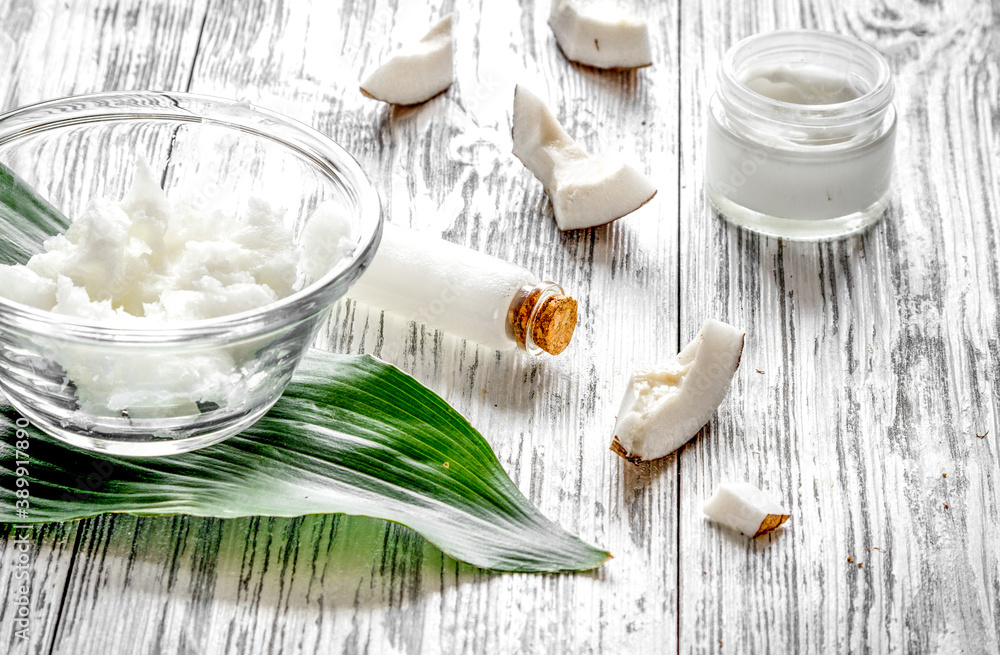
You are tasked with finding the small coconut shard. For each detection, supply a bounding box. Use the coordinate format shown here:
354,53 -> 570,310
549,0 -> 653,70
511,86 -> 656,230
609,436 -> 643,464
360,15 -> 454,106
610,319 -> 745,463
703,482 -> 790,538
753,512 -> 791,537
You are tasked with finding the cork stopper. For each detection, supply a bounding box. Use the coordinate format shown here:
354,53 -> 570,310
531,294 -> 577,355
510,283 -> 578,355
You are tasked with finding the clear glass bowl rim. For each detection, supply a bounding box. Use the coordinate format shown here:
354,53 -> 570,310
0,90 -> 383,344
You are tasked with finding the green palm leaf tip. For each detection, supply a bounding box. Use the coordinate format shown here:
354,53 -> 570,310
0,350 -> 611,573
0,162 -> 71,264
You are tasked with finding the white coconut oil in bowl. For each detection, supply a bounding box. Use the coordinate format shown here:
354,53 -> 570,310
706,30 -> 896,240
0,92 -> 382,456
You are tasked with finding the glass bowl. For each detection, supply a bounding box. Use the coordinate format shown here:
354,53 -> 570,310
0,91 -> 382,456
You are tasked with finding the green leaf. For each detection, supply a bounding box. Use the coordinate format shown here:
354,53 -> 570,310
0,162 -> 71,265
0,349 -> 610,573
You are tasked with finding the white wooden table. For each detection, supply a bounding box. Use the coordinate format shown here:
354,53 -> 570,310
1,0 -> 998,652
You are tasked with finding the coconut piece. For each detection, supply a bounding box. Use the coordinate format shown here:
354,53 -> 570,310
703,482 -> 790,537
360,15 -> 454,106
610,318 -> 745,463
549,0 -> 652,70
511,86 -> 656,230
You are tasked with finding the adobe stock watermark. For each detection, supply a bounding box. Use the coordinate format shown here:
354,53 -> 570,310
711,147 -> 769,197
6,412 -> 117,644
377,274 -> 463,363
9,414 -> 32,643
58,458 -> 116,503
461,70 -> 503,118
181,177 -> 223,216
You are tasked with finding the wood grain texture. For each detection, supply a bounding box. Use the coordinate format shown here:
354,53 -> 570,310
38,0 -> 682,653
678,0 -> 1000,653
0,523 -> 77,655
0,2 -> 208,654
1,0 -> 997,653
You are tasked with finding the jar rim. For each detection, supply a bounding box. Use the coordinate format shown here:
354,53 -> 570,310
718,30 -> 894,125
0,91 -> 383,345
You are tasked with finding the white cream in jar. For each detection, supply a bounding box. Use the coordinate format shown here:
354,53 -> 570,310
706,30 -> 897,240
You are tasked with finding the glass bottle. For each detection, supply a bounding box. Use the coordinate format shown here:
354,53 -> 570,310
347,223 -> 577,355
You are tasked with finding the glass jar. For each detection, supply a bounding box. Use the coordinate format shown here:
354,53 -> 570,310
706,30 -> 896,240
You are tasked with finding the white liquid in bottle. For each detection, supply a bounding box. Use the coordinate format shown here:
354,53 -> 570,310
303,203 -> 577,354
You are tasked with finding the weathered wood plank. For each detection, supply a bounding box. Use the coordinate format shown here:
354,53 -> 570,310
0,1 -> 207,653
46,0 -> 683,652
0,522 -> 77,655
5,0 -> 997,652
677,0 -> 1000,652
0,0 -> 207,108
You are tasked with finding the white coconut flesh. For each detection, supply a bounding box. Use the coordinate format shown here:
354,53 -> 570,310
703,481 -> 790,537
610,318 -> 745,463
511,86 -> 656,231
360,15 -> 454,106
549,0 -> 653,70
